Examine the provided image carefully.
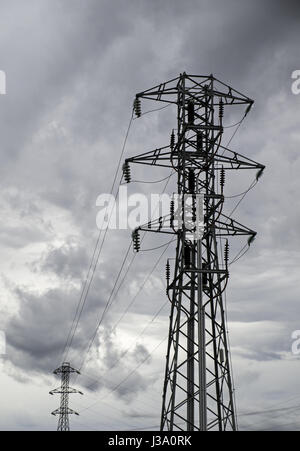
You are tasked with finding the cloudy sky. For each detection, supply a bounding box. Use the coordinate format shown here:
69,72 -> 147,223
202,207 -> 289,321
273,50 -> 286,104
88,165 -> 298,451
0,0 -> 300,431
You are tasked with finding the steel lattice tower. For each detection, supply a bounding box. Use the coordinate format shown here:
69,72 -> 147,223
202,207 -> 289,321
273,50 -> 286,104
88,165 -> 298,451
50,362 -> 83,431
123,73 -> 265,431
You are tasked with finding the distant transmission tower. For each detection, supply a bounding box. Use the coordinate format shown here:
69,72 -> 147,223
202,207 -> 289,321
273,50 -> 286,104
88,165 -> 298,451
50,362 -> 83,431
123,73 -> 264,431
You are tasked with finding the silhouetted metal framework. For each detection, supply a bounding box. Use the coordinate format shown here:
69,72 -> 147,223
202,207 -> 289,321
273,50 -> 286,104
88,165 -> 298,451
50,362 -> 83,431
124,73 -> 265,431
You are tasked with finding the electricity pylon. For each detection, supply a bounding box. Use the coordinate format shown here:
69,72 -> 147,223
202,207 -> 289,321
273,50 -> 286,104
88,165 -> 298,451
123,73 -> 265,431
50,362 -> 83,431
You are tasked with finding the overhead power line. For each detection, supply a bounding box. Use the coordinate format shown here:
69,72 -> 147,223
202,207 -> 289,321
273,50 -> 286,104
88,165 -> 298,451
61,109 -> 134,364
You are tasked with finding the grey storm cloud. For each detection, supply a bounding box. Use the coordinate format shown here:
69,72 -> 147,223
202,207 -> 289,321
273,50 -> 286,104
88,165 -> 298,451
0,0 -> 300,431
39,239 -> 91,280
